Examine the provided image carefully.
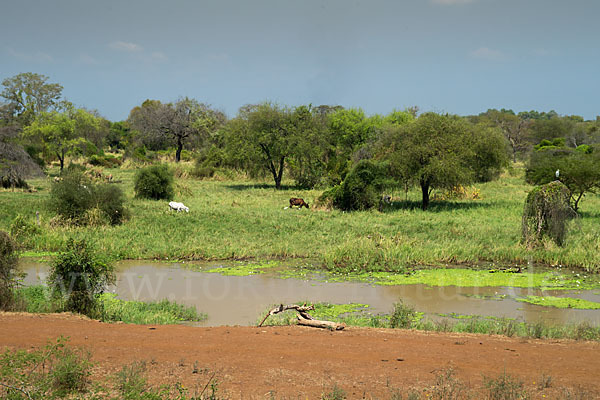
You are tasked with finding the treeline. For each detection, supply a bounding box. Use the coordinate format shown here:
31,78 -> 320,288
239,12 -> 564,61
2,72 -> 600,211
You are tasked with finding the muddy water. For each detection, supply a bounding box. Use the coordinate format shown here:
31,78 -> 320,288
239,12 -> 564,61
20,260 -> 600,327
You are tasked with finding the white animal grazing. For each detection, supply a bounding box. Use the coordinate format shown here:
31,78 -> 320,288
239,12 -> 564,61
168,201 -> 189,213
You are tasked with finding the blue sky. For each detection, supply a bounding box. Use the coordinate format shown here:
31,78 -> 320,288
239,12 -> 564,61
1,0 -> 599,121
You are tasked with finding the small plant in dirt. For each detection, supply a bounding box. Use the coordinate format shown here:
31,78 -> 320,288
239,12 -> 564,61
322,384 -> 346,400
0,230 -> 20,311
389,301 -> 419,329
429,367 -> 469,400
0,336 -> 92,399
484,372 -> 528,400
134,164 -> 174,200
48,238 -> 115,318
522,180 -> 576,247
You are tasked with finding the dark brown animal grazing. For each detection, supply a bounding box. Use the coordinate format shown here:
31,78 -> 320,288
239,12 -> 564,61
289,197 -> 309,209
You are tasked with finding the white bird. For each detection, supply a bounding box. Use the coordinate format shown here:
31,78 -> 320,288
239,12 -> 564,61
555,169 -> 560,178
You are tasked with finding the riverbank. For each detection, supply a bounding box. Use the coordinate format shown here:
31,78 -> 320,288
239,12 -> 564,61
1,312 -> 598,399
2,165 -> 599,272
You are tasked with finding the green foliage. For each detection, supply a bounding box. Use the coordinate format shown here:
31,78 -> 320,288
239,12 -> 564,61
48,170 -> 94,221
50,347 -> 92,397
88,154 -> 122,168
323,160 -> 388,211
522,181 -> 576,247
0,230 -> 19,311
134,164 -> 174,200
378,112 -> 507,210
0,337 -> 91,399
322,384 -> 346,400
48,238 -> 115,318
526,148 -> 600,211
49,169 -> 127,225
534,137 -> 565,151
9,214 -> 42,246
116,361 -> 165,400
484,372 -> 528,400
23,107 -> 103,171
389,301 -> 419,329
95,183 -> 129,225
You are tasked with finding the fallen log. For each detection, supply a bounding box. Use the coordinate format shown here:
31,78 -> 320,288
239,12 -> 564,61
297,314 -> 345,330
258,304 -> 315,327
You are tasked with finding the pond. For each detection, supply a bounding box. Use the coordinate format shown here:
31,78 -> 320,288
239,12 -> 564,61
20,260 -> 600,327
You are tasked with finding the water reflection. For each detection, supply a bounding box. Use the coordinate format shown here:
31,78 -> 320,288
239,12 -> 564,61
19,259 -> 600,327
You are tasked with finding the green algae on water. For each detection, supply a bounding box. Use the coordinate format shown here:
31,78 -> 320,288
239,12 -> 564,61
516,295 -> 600,309
331,268 -> 600,291
203,261 -> 279,276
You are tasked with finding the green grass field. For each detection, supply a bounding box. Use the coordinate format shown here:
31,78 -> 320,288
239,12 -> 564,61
2,163 -> 599,272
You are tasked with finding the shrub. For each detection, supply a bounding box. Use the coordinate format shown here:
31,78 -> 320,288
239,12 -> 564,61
0,337 -> 92,399
389,301 -> 419,329
484,372 -> 528,400
320,160 -> 388,212
49,170 -> 95,222
89,154 -> 122,168
522,181 -> 576,247
0,231 -> 20,311
49,169 -> 127,225
9,214 -> 42,246
95,184 -> 128,225
48,238 -> 115,318
50,346 -> 92,396
134,164 -> 174,200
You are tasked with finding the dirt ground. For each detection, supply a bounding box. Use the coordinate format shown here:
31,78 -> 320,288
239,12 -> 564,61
1,313 -> 599,399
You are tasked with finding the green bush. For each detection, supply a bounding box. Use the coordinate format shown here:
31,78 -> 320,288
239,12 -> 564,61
49,170 -> 95,222
89,154 -> 122,168
95,184 -> 129,225
321,160 -> 388,211
0,231 -> 20,311
50,347 -> 92,396
9,214 -> 42,246
49,169 -> 127,225
389,301 -> 419,329
0,337 -> 92,399
134,164 -> 174,200
49,238 -> 115,318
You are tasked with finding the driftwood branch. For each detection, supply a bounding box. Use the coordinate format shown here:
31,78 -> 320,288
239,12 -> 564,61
297,314 -> 345,330
258,304 -> 315,327
258,303 -> 344,330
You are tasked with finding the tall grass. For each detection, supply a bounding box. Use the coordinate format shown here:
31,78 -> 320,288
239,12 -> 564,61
13,285 -> 206,325
2,164 -> 599,272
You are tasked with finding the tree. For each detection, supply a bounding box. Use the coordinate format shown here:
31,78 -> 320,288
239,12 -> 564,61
525,147 -> 600,212
479,109 -> 531,162
0,124 -> 42,188
378,112 -> 506,210
1,72 -> 63,126
224,102 -> 294,189
23,107 -> 101,171
49,238 -> 115,317
128,98 -> 225,162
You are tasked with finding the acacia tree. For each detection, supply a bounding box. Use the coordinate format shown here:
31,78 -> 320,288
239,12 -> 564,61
128,98 -> 225,162
379,112 -> 507,210
23,106 -> 102,171
525,147 -> 600,212
224,102 -> 293,189
479,109 -> 531,162
1,72 -> 63,126
0,124 -> 42,187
